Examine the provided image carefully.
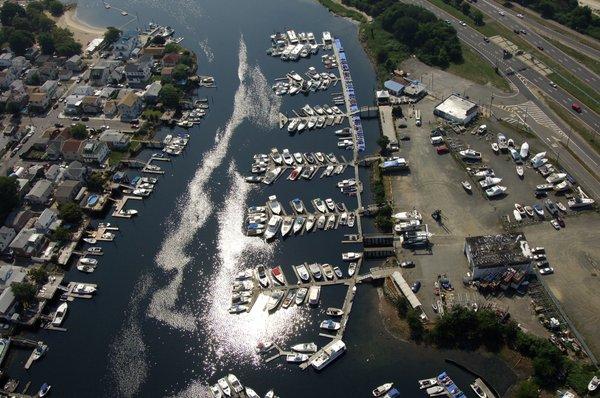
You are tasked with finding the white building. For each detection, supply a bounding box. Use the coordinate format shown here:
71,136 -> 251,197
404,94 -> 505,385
434,94 -> 479,124
0,227 -> 16,252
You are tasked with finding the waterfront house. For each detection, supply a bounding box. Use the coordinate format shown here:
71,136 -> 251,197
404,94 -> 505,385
9,228 -> 46,257
125,56 -> 153,87
464,234 -> 532,279
66,55 -> 83,72
99,130 -> 130,150
0,69 -> 16,89
144,81 -> 162,103
34,208 -> 60,234
113,31 -> 140,60
0,265 -> 27,320
142,45 -> 165,58
80,140 -> 110,164
117,91 -> 143,122
384,80 -> 405,97
64,161 -> 87,181
6,210 -> 34,231
54,180 -> 82,204
25,179 -> 53,205
0,227 -> 16,253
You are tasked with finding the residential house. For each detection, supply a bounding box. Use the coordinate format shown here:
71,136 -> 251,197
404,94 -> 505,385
44,164 -> 62,182
161,52 -> 180,67
10,56 -> 30,76
61,139 -> 83,161
4,80 -> 29,107
34,208 -> 60,233
113,31 -> 140,60
142,45 -> 165,58
72,85 -> 95,96
117,91 -> 143,122
99,130 -> 131,150
66,55 -> 83,72
38,61 -> 58,81
89,60 -> 113,86
54,180 -> 82,204
103,100 -> 118,117
125,55 -> 153,87
42,128 -> 71,160
0,69 -> 16,90
40,80 -> 58,98
64,160 -> 87,181
24,179 -> 53,204
81,96 -> 103,114
0,265 -> 27,320
0,52 -> 14,69
28,91 -> 51,112
6,209 -> 34,231
64,95 -> 85,115
0,227 -> 16,252
144,81 -> 162,103
80,140 -> 110,164
9,229 -> 46,257
58,68 -> 73,81
161,67 -> 174,82
15,178 -> 31,198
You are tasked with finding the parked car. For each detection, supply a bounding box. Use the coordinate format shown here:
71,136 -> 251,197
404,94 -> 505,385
555,217 -> 565,228
436,144 -> 449,154
549,81 -> 557,88
550,219 -> 561,230
539,267 -> 554,275
400,260 -> 415,268
411,281 -> 421,293
531,246 -> 545,254
81,116 -> 89,121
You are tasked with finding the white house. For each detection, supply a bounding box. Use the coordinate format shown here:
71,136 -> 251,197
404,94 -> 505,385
0,227 -> 16,252
34,208 -> 60,233
80,140 -> 110,164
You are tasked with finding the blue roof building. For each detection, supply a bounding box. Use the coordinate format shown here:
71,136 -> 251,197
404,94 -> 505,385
384,80 -> 405,96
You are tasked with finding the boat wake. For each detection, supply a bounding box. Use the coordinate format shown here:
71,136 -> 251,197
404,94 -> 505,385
147,36 -> 280,332
198,39 -> 214,63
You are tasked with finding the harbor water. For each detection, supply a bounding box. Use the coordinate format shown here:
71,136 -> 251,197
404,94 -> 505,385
4,0 -> 517,396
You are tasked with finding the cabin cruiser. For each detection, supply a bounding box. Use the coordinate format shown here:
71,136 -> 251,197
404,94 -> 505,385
418,378 -> 438,389
292,343 -> 317,353
282,149 -> 294,165
245,388 -> 260,398
313,198 -> 327,213
516,165 -> 524,177
470,383 -> 487,398
348,212 -> 356,227
304,152 -> 316,164
286,353 -> 309,363
322,263 -> 334,280
301,165 -> 315,179
394,219 -> 421,232
392,210 -> 422,221
267,291 -> 284,312
314,152 -> 325,163
282,290 -> 296,309
248,206 -> 266,214
308,285 -> 321,305
256,265 -> 270,287
217,378 -> 231,397
287,118 -> 299,132
308,263 -> 322,279
292,216 -> 306,234
227,374 -> 243,394
348,262 -> 357,277
311,339 -> 346,370
295,287 -> 308,305
553,180 -> 570,192
459,148 -> 482,160
473,169 -> 494,179
326,307 -> 344,317
302,104 -> 315,116
288,166 -> 302,181
270,148 -> 283,164
485,185 -> 507,197
342,252 -> 362,261
263,167 -> 282,185
479,177 -> 502,188
305,214 -> 316,231
326,153 -> 338,163
325,198 -> 336,212
316,214 -> 326,229
372,383 -> 393,397
271,266 -> 285,285
52,303 -> 68,326
546,173 -> 566,184
333,266 -> 343,278
79,257 -> 97,266
568,195 -> 595,208
264,215 -> 282,240
320,319 -> 341,330
588,376 -> 599,392
295,264 -> 310,281
267,195 -> 282,214
280,216 -> 294,236
73,284 -> 96,295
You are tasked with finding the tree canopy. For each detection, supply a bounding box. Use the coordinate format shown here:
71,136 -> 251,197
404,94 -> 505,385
69,123 -> 88,139
103,26 -> 121,45
159,84 -> 182,108
11,281 -> 37,304
0,176 -> 19,221
58,202 -> 83,224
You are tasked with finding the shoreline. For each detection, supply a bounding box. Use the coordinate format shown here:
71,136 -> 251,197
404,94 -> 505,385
54,7 -> 107,47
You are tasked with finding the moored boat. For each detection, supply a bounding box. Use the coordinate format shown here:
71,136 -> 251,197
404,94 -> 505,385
320,319 -> 341,330
292,342 -> 317,353
308,285 -> 321,305
373,383 -> 393,397
348,262 -> 357,277
286,353 -> 309,363
271,266 -> 285,285
267,291 -> 284,312
326,307 -> 344,317
227,374 -> 243,394
295,287 -> 308,305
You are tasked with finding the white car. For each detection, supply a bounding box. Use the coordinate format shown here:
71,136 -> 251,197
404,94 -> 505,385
539,267 -> 554,275
499,11 -> 506,16
550,219 -> 561,230
517,13 -> 524,18
531,246 -> 545,254
549,81 -> 557,88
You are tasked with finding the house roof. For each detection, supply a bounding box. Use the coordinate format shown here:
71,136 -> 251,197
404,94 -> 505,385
384,80 -> 404,93
62,139 -> 83,153
118,91 -> 139,107
162,52 -> 180,64
26,179 -> 53,199
161,67 -> 173,76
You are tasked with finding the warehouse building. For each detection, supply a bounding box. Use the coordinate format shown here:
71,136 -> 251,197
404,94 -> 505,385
434,94 -> 479,124
464,233 -> 532,279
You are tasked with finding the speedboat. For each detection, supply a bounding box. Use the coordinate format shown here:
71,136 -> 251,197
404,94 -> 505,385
326,307 -> 344,317
52,303 -> 68,326
308,263 -> 322,279
287,118 -> 299,132
79,257 -> 97,266
265,215 -> 282,240
325,198 -> 336,212
280,216 -> 294,236
313,198 -> 327,213
305,214 -> 316,232
295,287 -> 308,304
245,387 -> 260,398
532,204 -> 544,217
271,266 -> 285,285
282,289 -> 296,309
471,383 -> 487,398
348,212 -> 356,227
314,152 -> 325,163
546,172 -> 566,184
322,263 -> 334,280
38,383 -> 51,397
256,265 -> 270,287
304,152 -> 316,164
210,384 -> 223,398
459,148 -> 482,160
248,206 -> 266,214
418,378 -> 438,389
589,376 -> 599,392
217,378 -> 231,397
292,342 -> 317,353
292,216 -> 306,234
227,374 -> 243,394
282,149 -> 294,165
270,148 -> 283,164
393,210 -> 422,221
348,262 -> 357,277
320,319 -> 341,331
295,264 -> 310,281
326,153 -> 338,163
32,342 -> 48,361
485,185 -> 506,197
287,166 -> 302,181
516,165 -> 524,177
286,353 -> 309,363
333,266 -> 343,278
308,285 -> 321,305
479,177 -> 502,188
342,252 -> 362,261
311,339 -> 346,370
267,291 -> 284,312
461,181 -> 472,191
427,386 -> 445,395
373,383 -> 393,397
73,284 -> 96,295
267,195 -> 282,214
291,198 -> 305,213
77,264 -> 95,273
316,214 -> 326,229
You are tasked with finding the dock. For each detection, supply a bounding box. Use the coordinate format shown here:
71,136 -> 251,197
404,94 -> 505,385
112,195 -> 143,218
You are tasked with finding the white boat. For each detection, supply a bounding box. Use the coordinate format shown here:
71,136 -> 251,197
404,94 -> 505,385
313,198 -> 327,213
322,263 -> 334,280
292,342 -> 317,353
282,149 -> 294,165
589,376 -> 599,392
470,383 -> 486,398
513,210 -> 522,222
479,177 -> 502,188
218,378 -> 231,397
286,353 -> 309,363
87,247 -> 103,254
326,307 -> 344,317
418,378 -> 438,389
256,265 -> 270,287
292,216 -> 305,234
308,263 -> 322,279
520,142 -> 529,158
267,195 -> 282,214
302,104 -> 315,116
265,390 -> 276,398
287,118 -> 299,132
297,120 -> 307,131
227,374 -> 243,394
373,383 -> 393,397
516,165 -> 524,177
267,291 -> 284,311
32,342 -> 48,361
485,185 -> 507,197
264,215 -> 282,240
461,181 -> 472,191
320,319 -> 341,330
79,257 -> 97,266
82,237 -> 97,244
568,196 -> 595,208
546,173 -> 566,184
73,284 -> 96,294
270,148 -> 283,164
348,262 -> 357,276
333,266 -> 343,278
77,264 -> 95,273
428,386 -> 446,395
245,387 -> 260,398
52,303 -> 68,326
305,214 -> 316,231
459,149 -> 482,160
295,287 -> 308,304
316,214 -> 326,229
347,212 -> 356,227
491,143 -> 499,153
295,264 -> 310,281
271,266 -> 285,285
311,339 -> 346,370
307,116 -> 317,129
325,198 -> 336,212
291,198 -> 305,213
280,216 -> 294,236
325,214 -> 336,230
524,206 -> 534,217
392,210 -> 422,221
342,252 -> 362,261
308,285 -> 321,305
553,180 -> 570,192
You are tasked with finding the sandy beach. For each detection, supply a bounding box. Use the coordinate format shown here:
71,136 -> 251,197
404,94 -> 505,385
55,8 -> 107,47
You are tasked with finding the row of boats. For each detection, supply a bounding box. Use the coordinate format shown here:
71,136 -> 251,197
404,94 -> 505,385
283,103 -> 346,132
162,133 -> 190,156
267,30 -> 333,61
273,68 -> 338,96
210,374 -> 277,398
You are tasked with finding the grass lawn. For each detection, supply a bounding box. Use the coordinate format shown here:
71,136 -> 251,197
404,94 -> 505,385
447,43 -> 511,92
544,37 -> 600,76
316,0 -> 367,23
108,150 -> 128,166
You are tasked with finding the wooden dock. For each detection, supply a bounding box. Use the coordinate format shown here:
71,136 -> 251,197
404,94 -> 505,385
112,195 -> 143,218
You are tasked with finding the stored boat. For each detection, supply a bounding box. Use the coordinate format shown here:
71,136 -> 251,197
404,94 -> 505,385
322,263 -> 334,280
516,165 -> 524,177
459,149 -> 482,160
485,185 -> 507,197
471,383 -> 487,398
292,343 -> 317,353
264,215 -> 282,240
524,206 -> 534,217
588,376 -> 599,392
256,265 -> 270,287
461,181 -> 472,191
286,353 -> 309,363
210,385 -> 222,398
217,378 -> 231,397
227,374 -> 243,394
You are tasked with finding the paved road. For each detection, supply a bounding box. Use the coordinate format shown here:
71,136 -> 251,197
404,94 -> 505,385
471,0 -> 600,94
403,0 -> 600,200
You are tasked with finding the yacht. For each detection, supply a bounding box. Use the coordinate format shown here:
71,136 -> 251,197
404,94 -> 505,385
372,383 -> 393,397
308,263 -> 322,279
282,149 -> 294,165
326,153 -> 338,163
263,167 -> 282,185
52,303 -> 68,326
479,177 -> 502,188
418,378 -> 438,389
73,284 -> 96,295
217,378 -> 231,397
348,212 -> 356,227
227,374 -> 243,394
314,152 -> 325,163
292,343 -> 317,353
87,247 -> 103,255
311,340 -> 346,370
256,265 -> 270,287
267,291 -> 284,312
286,353 -> 309,363
301,166 -> 315,179
322,263 -> 334,280
325,198 -> 336,212
568,196 -> 595,208
313,198 -> 327,213
302,104 -> 315,116
393,210 -> 422,221
485,185 -> 507,197
295,287 -> 308,304
271,266 -> 285,285
553,180 -> 570,192
308,285 -> 321,305
264,215 -> 282,240
267,195 -> 282,215
459,149 -> 482,160
280,216 -> 294,236
348,262 -> 357,277
588,376 -> 599,392
270,148 -> 283,164
295,264 -> 310,282
320,319 -> 341,330
342,252 -> 362,261
292,216 -> 306,234
296,119 -> 307,132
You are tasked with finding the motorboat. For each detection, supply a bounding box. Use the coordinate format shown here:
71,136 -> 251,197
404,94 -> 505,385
218,378 -> 231,397
418,378 -> 438,389
87,247 -> 103,254
293,152 -> 304,164
267,195 -> 282,215
287,118 -> 299,132
568,195 -> 595,208
479,177 -> 502,188
342,252 -> 362,261
325,214 -> 336,230
287,166 -> 302,181
292,343 -> 317,353
295,264 -> 310,282
588,376 -> 599,392
271,266 -> 285,285
38,383 -> 51,397
263,167 -> 282,185
553,180 -> 570,192
119,209 -> 138,216
295,287 -> 308,304
245,387 -> 260,398
348,262 -> 357,277
459,149 -> 482,160
256,265 -> 270,287
316,214 -> 326,229
314,105 -> 324,115
373,383 -> 393,397
491,143 -> 499,153
337,179 -> 356,188
52,303 -> 68,326
32,342 -> 48,361
536,183 -> 554,190
325,198 -> 336,212
320,319 -> 341,330
267,291 -> 284,312
245,176 -> 263,183
515,203 -> 526,216
228,304 -> 248,314
305,214 -> 316,231
473,169 -> 494,179
210,384 -> 223,398
461,181 -> 472,191
313,198 -> 327,213
323,165 -> 335,177
314,152 -> 325,163
282,149 -> 294,165
79,257 -> 98,266
516,165 -> 524,177
546,173 -> 567,184
73,284 -> 96,295
485,185 -> 507,197
270,148 -> 283,164
347,212 -> 356,227
427,386 -> 446,395
322,263 -> 334,280
556,202 -> 567,212
394,219 -> 421,233
302,104 -> 315,116
308,285 -> 321,305
291,198 -> 305,213
524,206 -> 534,217
77,264 -> 95,273
264,215 -> 282,240
227,374 -> 243,394
326,153 -> 338,163
326,307 -> 344,317
333,266 -> 343,278
286,353 -> 309,363
307,116 -> 317,129
280,216 -> 294,236
392,210 -> 422,221
544,198 -> 559,215
248,206 -> 266,214
304,152 -> 316,164
82,237 -> 97,244
292,216 -> 306,234
282,289 -> 296,309
311,339 -> 346,370
513,210 -> 522,222
301,165 -> 316,179
532,204 -> 544,217
308,263 -> 322,279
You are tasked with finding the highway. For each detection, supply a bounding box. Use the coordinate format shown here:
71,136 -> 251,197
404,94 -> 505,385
471,0 -> 600,94
402,0 -> 600,200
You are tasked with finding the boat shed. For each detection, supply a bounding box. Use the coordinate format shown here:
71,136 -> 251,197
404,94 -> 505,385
434,94 -> 479,124
384,80 -> 405,96
391,272 -> 421,309
464,233 -> 532,279
378,105 -> 397,147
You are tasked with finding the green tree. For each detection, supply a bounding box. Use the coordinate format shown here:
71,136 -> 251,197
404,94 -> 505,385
47,0 -> 64,16
472,10 -> 484,26
407,308 -> 425,341
515,379 -> 539,398
103,26 -> 121,45
0,2 -> 26,26
69,123 -> 88,139
158,84 -> 182,108
58,202 -> 83,224
39,32 -> 55,54
8,30 -> 34,55
0,176 -> 19,220
164,42 -> 182,54
172,64 -> 189,81
52,27 -> 81,56
377,134 -> 390,150
26,72 -> 42,86
5,101 -> 21,115
51,225 -> 71,242
86,172 -> 105,193
28,267 -> 49,285
10,282 -> 37,304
